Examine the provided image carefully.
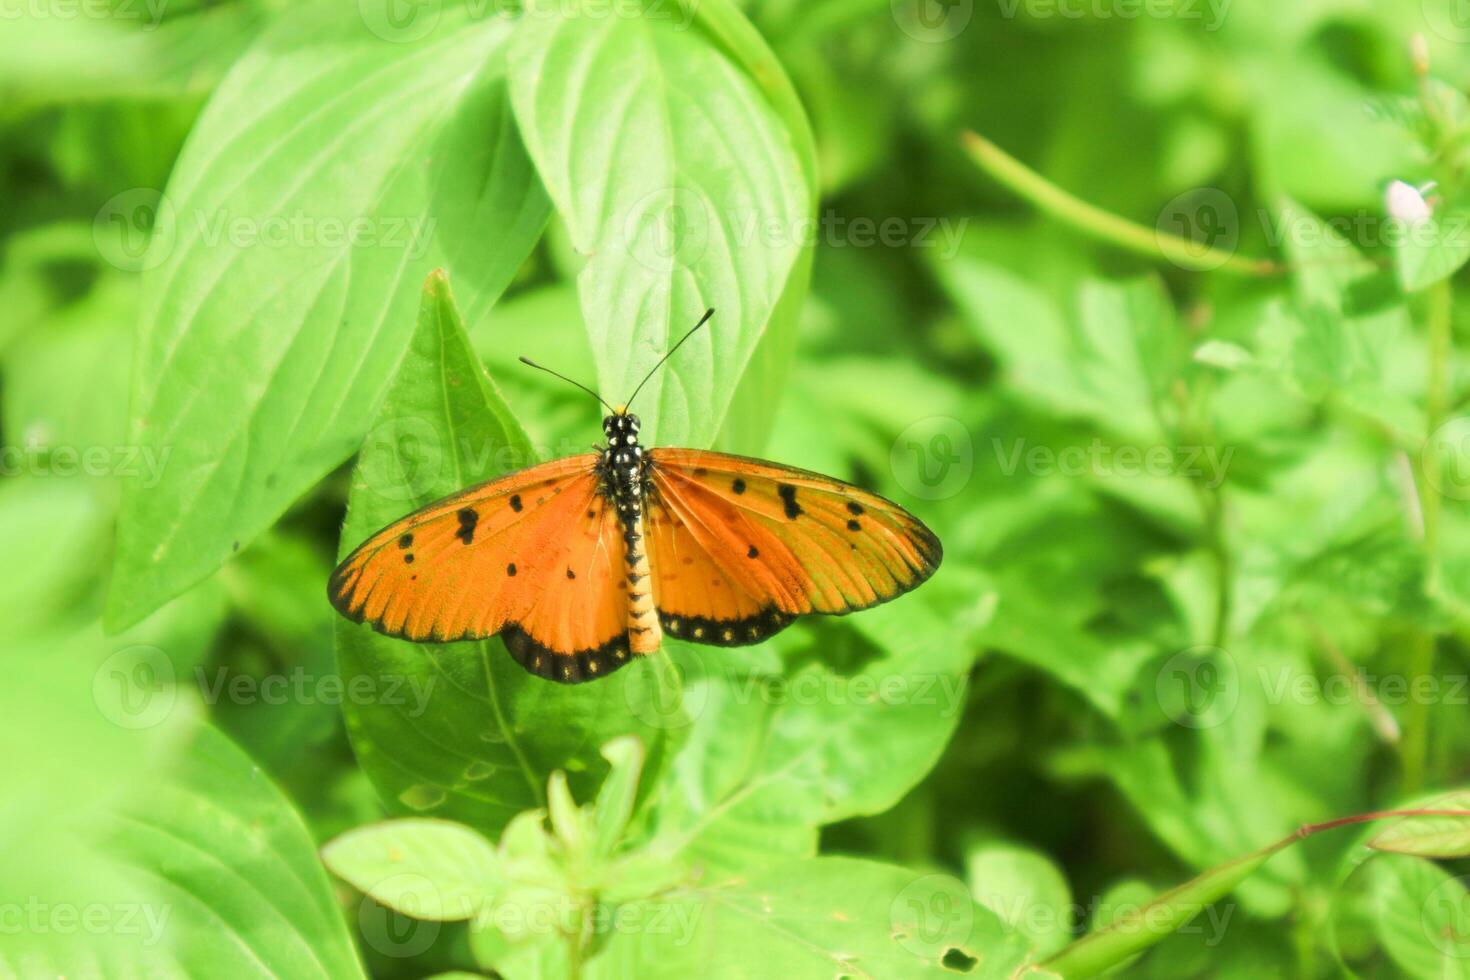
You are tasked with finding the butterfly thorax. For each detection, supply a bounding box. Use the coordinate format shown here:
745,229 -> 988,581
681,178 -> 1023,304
601,413 -> 661,654
601,412 -> 644,501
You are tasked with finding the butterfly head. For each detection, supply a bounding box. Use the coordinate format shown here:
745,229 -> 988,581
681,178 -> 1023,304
603,412 -> 641,448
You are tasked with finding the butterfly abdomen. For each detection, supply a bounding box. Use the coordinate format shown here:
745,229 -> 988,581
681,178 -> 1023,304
604,413 -> 663,655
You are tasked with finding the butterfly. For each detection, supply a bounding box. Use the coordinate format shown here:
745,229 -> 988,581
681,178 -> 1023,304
328,309 -> 942,684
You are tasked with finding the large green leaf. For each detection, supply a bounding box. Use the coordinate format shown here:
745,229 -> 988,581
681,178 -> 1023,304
589,857 -> 1032,979
99,724 -> 367,978
107,4 -> 550,631
336,272 -> 666,835
507,0 -> 812,448
3,644 -> 362,980
648,587 -> 977,879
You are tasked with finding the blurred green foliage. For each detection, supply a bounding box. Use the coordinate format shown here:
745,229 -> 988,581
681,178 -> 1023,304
7,0 -> 1470,977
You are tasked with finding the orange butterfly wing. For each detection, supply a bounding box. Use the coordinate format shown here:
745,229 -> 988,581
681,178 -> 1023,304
645,448 -> 942,646
328,454 -> 635,683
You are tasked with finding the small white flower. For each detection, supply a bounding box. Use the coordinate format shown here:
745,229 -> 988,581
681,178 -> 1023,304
1386,179 -> 1434,223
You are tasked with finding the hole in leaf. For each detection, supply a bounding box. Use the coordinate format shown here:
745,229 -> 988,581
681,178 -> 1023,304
941,947 -> 978,973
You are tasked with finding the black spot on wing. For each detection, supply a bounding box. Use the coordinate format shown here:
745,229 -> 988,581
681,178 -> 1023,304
507,563 -> 517,577
404,553 -> 415,564
846,519 -> 861,532
567,567 -> 576,580
501,626 -> 633,684
510,494 -> 523,512
398,533 -> 414,549
732,477 -> 746,494
777,483 -> 802,519
846,501 -> 864,515
456,507 -> 478,544
747,545 -> 759,558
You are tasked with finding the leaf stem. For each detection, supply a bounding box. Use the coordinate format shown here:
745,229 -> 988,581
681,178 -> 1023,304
959,131 -> 1282,277
566,903 -> 586,980
1403,277 -> 1452,793
1422,277 -> 1453,596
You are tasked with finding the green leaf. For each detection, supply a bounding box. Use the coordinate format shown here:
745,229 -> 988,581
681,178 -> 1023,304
6,656 -> 361,980
1369,792 -> 1470,858
929,229 -> 1087,420
1071,277 -> 1179,443
1331,793 -> 1470,974
506,0 -> 812,448
1358,855 -> 1470,980
336,271 -> 666,834
1256,199 -> 1423,437
592,736 -> 645,858
0,478 -> 110,634
649,591 -> 976,879
937,245 -> 1180,445
472,922 -> 570,980
2,271 -> 133,464
966,841 -> 1073,957
589,857 -> 1031,979
322,818 -> 501,921
547,770 -> 589,855
1193,339 -> 1255,371
212,531 -> 340,774
100,724 -> 367,977
1394,212 -> 1470,292
107,4 -> 550,630
0,1 -> 264,108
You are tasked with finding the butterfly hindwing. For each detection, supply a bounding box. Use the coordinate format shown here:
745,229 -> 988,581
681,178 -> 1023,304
645,448 -> 942,646
328,453 -> 636,683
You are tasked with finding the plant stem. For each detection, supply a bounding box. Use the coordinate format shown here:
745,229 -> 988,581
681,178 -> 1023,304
959,131 -> 1283,277
566,904 -> 586,980
1422,277 -> 1453,596
1403,277 -> 1452,794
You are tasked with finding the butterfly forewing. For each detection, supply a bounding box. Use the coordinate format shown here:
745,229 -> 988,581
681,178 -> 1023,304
329,453 -> 636,682
645,448 -> 942,646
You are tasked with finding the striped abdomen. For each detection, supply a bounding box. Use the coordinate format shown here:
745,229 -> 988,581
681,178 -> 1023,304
623,508 -> 662,653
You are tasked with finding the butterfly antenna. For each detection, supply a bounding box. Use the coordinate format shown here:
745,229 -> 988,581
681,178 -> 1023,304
624,308 -> 715,412
518,356 -> 617,415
